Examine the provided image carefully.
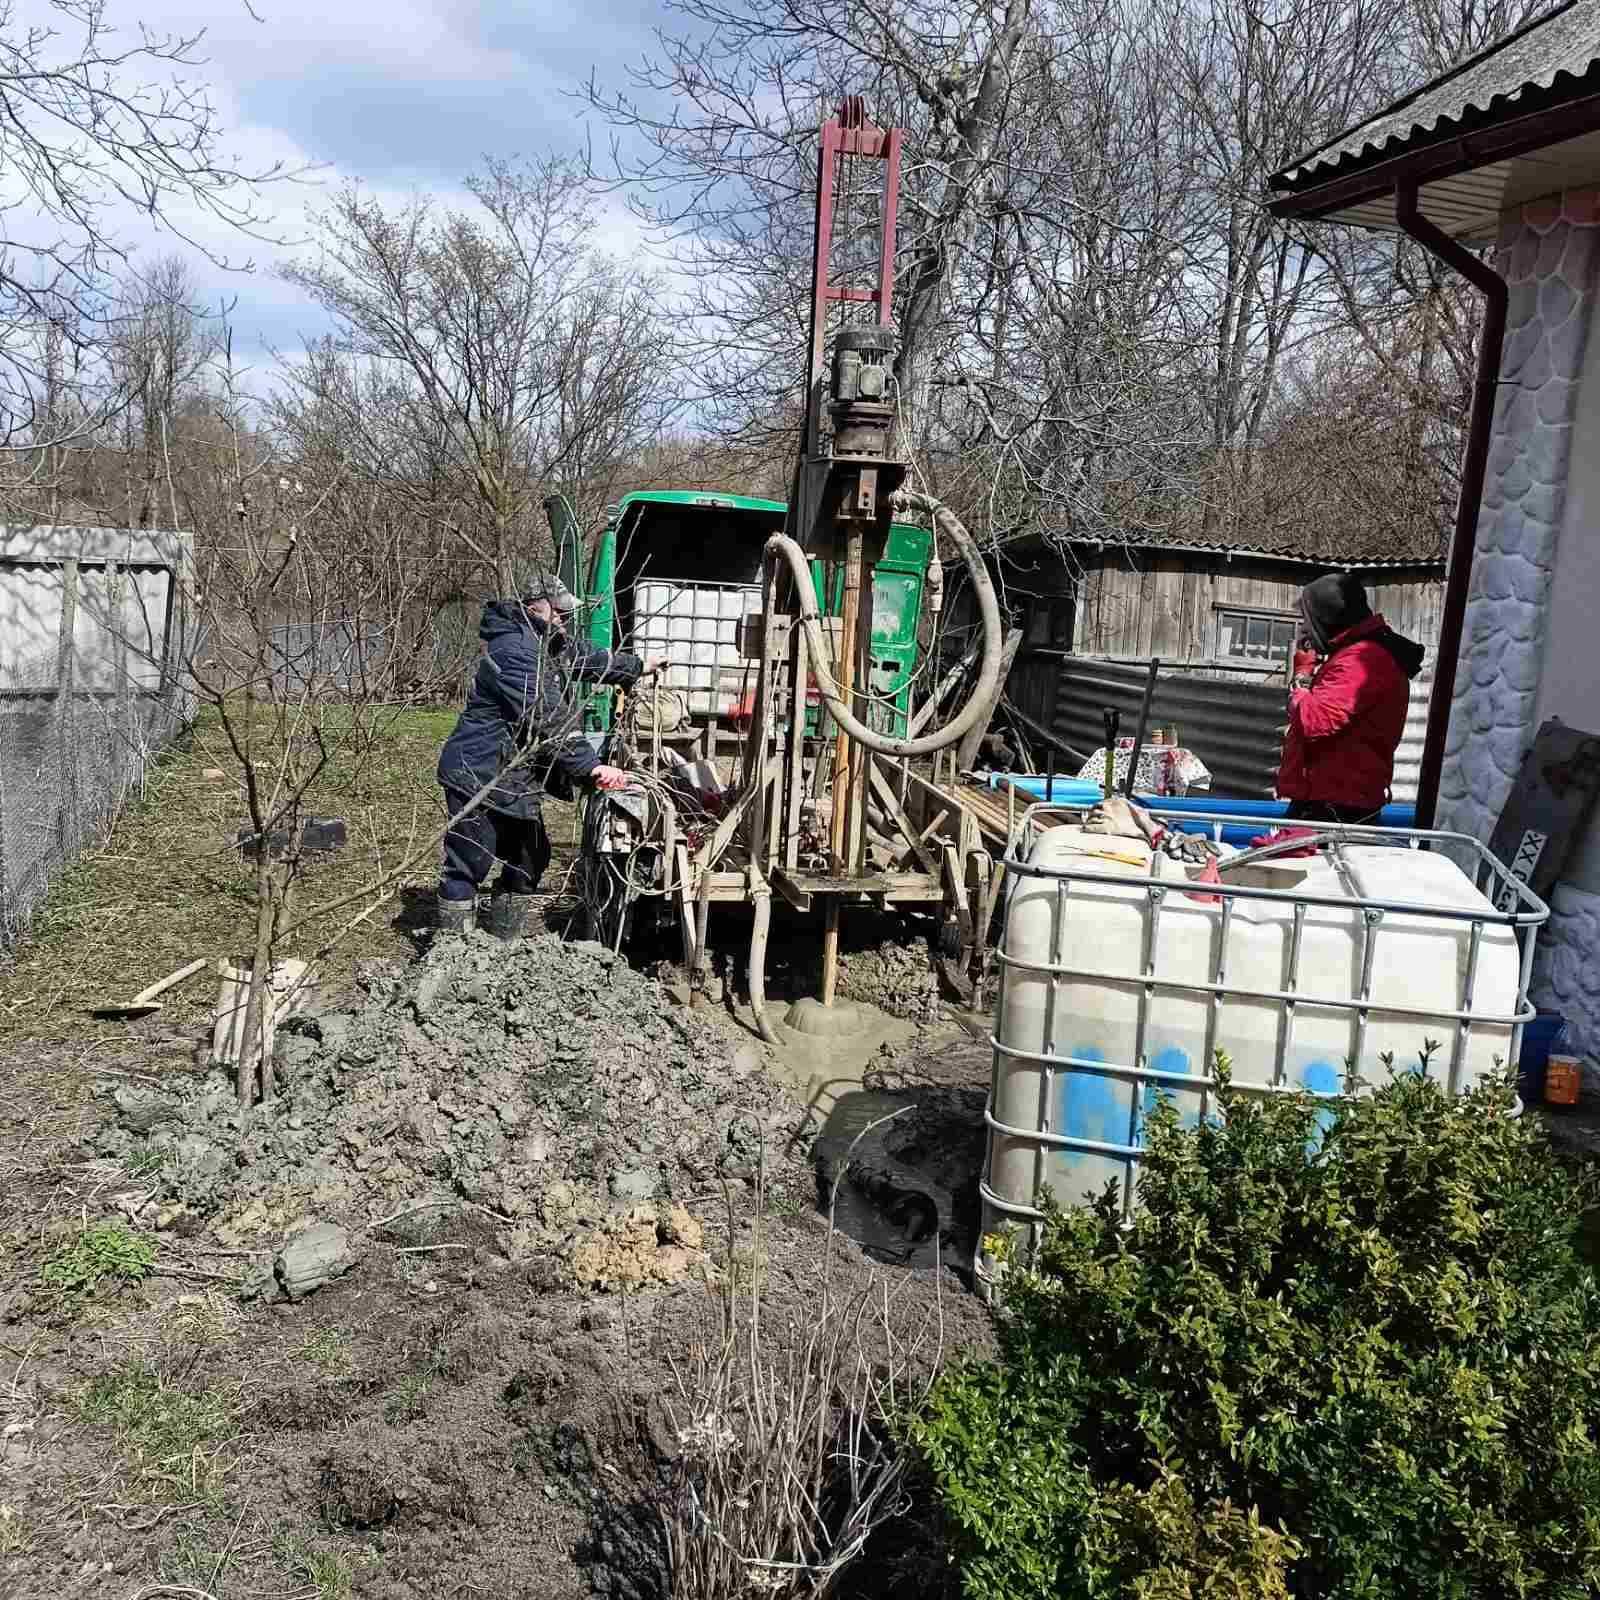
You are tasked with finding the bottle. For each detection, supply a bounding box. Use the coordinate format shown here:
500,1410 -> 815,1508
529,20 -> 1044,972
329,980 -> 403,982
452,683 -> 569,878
1546,1025 -> 1582,1107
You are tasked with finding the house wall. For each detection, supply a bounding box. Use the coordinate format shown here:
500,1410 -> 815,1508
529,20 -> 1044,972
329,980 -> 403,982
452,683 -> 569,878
1434,186 -> 1600,1077
1067,549 -> 1444,666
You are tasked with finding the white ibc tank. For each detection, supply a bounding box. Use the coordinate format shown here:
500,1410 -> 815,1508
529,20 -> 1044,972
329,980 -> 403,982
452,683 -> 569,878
984,825 -> 1540,1234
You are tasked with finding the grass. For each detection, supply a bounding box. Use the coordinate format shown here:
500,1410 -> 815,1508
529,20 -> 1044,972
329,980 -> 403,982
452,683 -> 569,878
0,1502 -> 33,1559
0,703 -> 456,1049
297,1327 -> 353,1375
273,1530 -> 364,1599
383,1371 -> 432,1426
74,1361 -> 241,1504
39,1220 -> 156,1294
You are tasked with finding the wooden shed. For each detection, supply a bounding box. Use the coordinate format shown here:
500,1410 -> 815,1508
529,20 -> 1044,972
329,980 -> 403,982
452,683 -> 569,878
1002,533 -> 1446,677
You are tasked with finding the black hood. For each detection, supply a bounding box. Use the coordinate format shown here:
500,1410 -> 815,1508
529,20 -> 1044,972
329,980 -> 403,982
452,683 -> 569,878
1298,573 -> 1370,653
1299,574 -> 1425,680
1379,628 -> 1426,680
478,599 -> 529,644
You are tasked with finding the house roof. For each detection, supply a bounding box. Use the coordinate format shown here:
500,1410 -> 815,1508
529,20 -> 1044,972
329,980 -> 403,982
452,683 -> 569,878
1065,532 -> 1446,571
1269,0 -> 1600,236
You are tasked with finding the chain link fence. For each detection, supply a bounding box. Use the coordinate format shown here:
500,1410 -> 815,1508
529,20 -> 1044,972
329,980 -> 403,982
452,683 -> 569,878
265,604 -> 481,701
0,528 -> 195,948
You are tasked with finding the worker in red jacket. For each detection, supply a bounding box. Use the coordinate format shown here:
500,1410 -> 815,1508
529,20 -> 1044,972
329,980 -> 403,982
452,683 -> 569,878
1276,572 -> 1425,824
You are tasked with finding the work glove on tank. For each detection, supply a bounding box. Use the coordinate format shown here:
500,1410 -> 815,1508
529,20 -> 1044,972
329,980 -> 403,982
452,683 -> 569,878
1158,830 -> 1219,865
1083,794 -> 1159,843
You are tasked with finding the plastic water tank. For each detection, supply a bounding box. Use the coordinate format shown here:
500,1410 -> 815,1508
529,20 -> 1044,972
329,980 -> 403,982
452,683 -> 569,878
984,826 -> 1533,1236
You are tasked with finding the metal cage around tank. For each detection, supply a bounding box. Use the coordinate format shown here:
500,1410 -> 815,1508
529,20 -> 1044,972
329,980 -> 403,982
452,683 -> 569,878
978,806 -> 1551,1277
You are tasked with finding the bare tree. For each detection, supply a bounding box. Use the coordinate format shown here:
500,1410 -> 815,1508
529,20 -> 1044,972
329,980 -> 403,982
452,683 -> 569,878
279,157 -> 679,592
177,330 -> 440,1105
0,1 -> 292,499
581,0 -> 1435,556
104,256 -> 220,527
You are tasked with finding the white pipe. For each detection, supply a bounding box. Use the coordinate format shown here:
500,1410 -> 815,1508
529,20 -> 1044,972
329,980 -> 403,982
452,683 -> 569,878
761,487 -> 1004,757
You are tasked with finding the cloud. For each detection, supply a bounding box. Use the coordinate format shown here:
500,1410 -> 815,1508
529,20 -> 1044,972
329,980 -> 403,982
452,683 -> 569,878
6,0 -> 687,366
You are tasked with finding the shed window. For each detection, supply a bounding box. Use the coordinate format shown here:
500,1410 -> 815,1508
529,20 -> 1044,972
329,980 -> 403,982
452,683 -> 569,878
1215,606 -> 1296,664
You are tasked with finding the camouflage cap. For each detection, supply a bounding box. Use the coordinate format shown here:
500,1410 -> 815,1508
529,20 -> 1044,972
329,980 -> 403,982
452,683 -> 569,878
519,571 -> 579,614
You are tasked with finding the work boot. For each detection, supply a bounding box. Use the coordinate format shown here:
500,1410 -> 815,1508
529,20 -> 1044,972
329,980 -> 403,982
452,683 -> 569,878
484,891 -> 536,943
435,895 -> 476,934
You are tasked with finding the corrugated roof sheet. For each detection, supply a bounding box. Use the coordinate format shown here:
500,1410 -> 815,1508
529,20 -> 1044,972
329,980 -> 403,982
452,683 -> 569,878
1276,0 -> 1600,186
1067,532 -> 1445,569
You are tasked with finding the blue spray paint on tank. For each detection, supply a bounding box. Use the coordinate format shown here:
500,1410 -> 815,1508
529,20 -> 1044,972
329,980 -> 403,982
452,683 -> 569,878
1302,1059 -> 1340,1152
1145,1046 -> 1200,1132
1060,1046 -> 1121,1150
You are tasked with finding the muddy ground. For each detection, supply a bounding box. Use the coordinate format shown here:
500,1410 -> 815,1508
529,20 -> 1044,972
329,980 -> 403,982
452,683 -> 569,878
0,884 -> 995,1600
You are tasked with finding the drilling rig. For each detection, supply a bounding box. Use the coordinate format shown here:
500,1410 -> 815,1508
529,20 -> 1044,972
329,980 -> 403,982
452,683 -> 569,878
573,99 -> 1009,1042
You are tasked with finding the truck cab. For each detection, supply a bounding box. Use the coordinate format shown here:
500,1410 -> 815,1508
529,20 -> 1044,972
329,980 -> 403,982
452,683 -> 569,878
550,489 -> 931,747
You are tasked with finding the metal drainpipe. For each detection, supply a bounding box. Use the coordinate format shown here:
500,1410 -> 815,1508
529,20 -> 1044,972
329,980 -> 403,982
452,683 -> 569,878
1394,182 -> 1509,832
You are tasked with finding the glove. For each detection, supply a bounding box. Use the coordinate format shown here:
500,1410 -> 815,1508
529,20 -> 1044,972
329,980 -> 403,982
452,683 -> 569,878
1083,794 -> 1160,845
1291,644 -> 1318,690
1159,830 -> 1218,865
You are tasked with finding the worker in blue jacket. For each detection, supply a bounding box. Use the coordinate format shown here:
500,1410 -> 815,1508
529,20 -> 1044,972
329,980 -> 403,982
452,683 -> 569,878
435,573 -> 660,938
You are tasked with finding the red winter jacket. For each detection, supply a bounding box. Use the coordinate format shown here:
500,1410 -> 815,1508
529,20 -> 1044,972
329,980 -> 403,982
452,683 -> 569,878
1277,614 -> 1411,812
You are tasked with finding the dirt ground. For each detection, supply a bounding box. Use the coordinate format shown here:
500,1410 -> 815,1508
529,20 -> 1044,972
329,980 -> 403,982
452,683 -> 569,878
0,718 -> 997,1600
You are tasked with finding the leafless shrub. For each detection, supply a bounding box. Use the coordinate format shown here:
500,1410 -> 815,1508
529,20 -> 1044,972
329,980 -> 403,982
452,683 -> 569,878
658,1120 -> 941,1599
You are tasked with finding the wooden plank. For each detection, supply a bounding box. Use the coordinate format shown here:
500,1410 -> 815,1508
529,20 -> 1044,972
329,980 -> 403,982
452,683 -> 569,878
942,843 -> 973,948
954,627 -> 1023,773
693,787 -> 754,871
675,843 -> 697,976
868,754 -> 938,874
911,640 -> 981,736
777,869 -> 900,894
771,869 -> 812,912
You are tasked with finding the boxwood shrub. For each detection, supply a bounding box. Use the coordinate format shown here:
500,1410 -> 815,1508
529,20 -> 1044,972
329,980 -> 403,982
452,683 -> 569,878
912,1056 -> 1600,1598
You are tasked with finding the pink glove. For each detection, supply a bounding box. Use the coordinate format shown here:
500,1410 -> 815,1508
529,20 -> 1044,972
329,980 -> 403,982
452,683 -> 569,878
1292,647 -> 1318,682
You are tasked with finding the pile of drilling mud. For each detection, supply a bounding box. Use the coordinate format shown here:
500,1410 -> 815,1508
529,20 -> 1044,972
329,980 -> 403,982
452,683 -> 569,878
95,933 -> 792,1254
836,937 -> 945,1024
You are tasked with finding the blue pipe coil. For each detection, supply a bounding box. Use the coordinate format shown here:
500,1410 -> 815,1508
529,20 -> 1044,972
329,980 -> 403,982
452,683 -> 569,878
982,774 -> 1416,848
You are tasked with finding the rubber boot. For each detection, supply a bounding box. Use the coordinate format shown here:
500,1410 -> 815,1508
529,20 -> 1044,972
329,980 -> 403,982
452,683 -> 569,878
485,891 -> 536,943
435,895 -> 476,934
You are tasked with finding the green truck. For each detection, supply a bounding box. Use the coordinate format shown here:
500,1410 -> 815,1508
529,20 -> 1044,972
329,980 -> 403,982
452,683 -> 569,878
549,489 -> 931,740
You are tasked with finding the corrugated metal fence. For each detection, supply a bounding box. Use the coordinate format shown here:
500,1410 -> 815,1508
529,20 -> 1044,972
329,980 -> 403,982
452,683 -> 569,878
1009,651 -> 1431,803
0,527 -> 195,945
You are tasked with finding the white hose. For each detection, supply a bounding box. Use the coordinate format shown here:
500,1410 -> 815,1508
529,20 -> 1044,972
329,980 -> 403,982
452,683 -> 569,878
762,487 -> 1004,757
747,870 -> 780,1045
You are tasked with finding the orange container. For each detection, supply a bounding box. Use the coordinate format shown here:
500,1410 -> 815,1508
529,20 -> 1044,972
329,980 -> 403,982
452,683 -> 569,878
1545,1054 -> 1582,1107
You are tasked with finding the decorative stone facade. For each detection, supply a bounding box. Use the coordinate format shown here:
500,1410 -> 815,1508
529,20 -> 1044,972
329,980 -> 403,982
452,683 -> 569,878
1436,186 -> 1600,1067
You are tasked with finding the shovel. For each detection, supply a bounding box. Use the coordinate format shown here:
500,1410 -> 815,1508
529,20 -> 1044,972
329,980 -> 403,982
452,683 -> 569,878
90,957 -> 209,1021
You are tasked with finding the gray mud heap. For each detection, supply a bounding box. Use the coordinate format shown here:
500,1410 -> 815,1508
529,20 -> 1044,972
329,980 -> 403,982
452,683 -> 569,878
96,933 -> 792,1252
836,937 -> 944,1024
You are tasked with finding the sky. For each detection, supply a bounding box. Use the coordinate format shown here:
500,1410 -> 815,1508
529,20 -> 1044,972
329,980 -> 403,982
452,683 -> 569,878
39,0 -> 683,375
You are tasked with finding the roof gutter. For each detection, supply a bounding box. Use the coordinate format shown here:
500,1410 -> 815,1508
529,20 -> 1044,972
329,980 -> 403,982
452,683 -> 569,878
1394,182 -> 1508,831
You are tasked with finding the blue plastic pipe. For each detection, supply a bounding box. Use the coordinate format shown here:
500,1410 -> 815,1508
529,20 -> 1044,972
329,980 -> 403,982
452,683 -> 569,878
984,774 -> 1416,848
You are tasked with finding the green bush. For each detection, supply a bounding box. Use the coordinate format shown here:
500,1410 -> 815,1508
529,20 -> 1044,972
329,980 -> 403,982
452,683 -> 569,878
913,1057 -> 1600,1598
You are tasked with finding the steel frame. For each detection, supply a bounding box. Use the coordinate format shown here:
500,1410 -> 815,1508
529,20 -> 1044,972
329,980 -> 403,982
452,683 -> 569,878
979,805 -> 1549,1239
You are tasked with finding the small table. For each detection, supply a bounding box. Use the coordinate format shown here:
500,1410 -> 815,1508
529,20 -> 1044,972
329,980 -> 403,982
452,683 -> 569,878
1077,743 -> 1212,797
